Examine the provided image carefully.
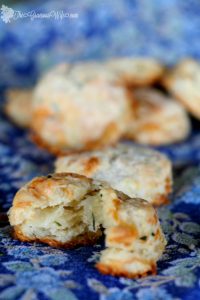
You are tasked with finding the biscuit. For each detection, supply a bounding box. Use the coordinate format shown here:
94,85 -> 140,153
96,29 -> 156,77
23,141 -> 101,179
125,88 -> 191,145
106,57 -> 164,87
67,61 -> 121,84
55,144 -> 172,206
162,58 -> 200,119
31,64 -> 131,154
8,173 -> 166,278
4,88 -> 33,127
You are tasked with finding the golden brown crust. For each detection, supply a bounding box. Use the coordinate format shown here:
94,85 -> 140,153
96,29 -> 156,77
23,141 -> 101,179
84,122 -> 119,150
107,224 -> 138,247
12,172 -> 94,208
83,157 -> 100,176
13,226 -> 102,249
123,75 -> 163,88
151,176 -> 171,206
152,195 -> 169,206
96,261 -> 157,279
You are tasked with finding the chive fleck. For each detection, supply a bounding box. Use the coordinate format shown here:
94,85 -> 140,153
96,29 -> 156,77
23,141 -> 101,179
55,221 -> 62,227
92,213 -> 95,231
140,236 -> 147,241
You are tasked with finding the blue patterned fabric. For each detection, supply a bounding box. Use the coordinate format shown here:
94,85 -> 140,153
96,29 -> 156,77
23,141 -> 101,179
0,1 -> 200,299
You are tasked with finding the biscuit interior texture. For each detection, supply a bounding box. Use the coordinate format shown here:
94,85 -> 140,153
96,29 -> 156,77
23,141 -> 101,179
55,144 -> 172,206
8,173 -> 166,278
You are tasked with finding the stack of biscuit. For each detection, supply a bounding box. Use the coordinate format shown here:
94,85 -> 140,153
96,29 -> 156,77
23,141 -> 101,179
5,56 -> 199,153
6,56 -> 199,278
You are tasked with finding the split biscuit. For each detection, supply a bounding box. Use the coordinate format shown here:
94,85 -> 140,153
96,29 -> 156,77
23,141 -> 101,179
8,172 -> 166,278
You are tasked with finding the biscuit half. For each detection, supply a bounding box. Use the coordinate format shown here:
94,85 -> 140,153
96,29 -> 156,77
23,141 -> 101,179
8,173 -> 166,278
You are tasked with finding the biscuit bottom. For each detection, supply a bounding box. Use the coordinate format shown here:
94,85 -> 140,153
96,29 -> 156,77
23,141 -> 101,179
31,121 -> 120,155
13,226 -> 102,249
96,249 -> 156,278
